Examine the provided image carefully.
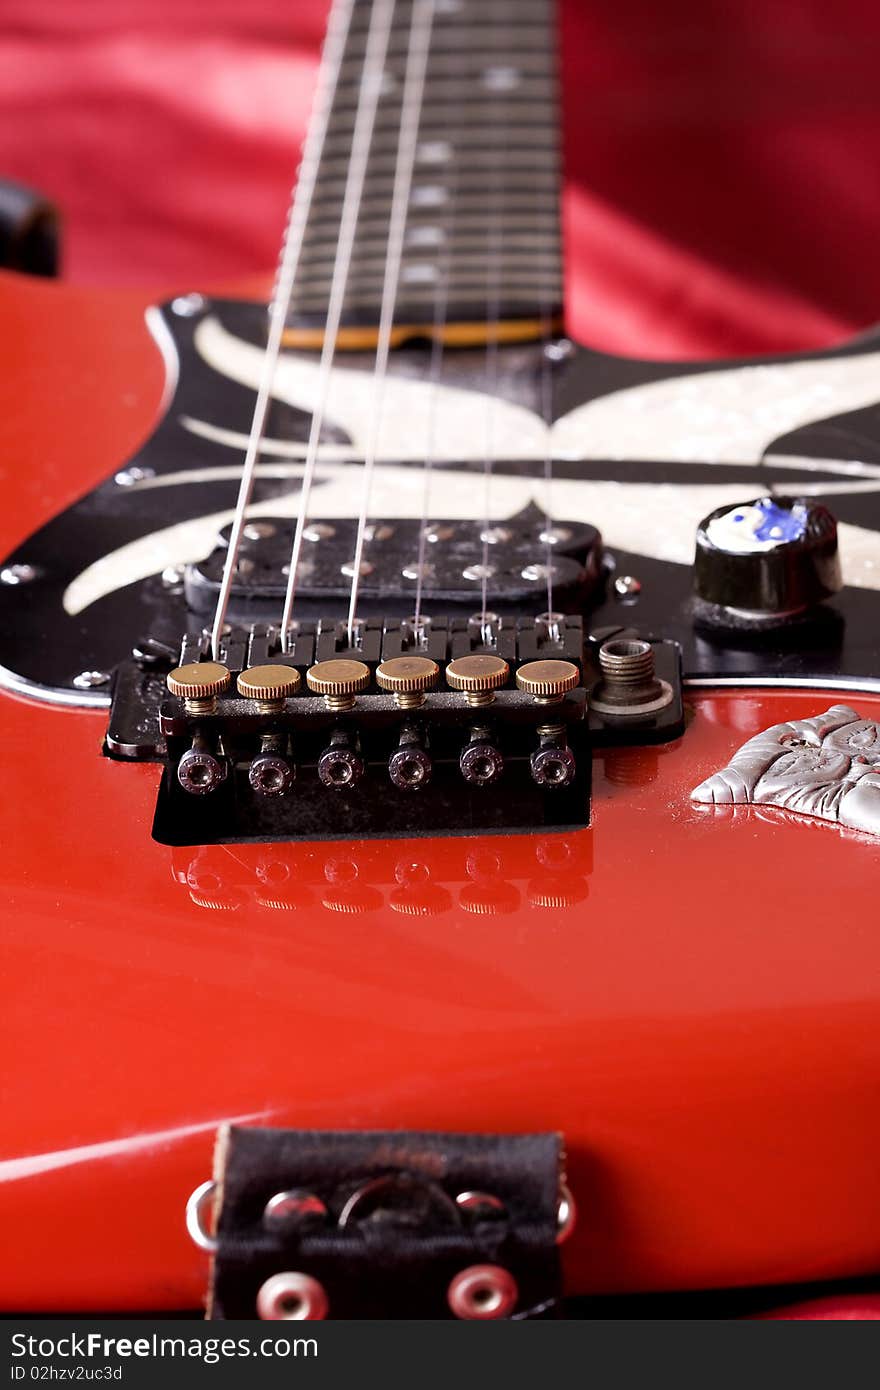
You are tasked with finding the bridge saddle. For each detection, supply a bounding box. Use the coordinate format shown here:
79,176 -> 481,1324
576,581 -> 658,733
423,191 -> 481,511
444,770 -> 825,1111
106,607 -> 683,846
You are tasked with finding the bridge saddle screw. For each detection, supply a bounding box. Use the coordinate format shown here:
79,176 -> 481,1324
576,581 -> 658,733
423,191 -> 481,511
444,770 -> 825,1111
445,654 -> 509,707
515,659 -> 580,705
167,661 -> 231,715
376,655 -> 439,709
306,659 -> 371,712
237,663 -> 301,713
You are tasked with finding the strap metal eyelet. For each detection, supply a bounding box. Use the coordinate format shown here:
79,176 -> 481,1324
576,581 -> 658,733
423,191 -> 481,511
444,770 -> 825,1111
185,1179 -> 219,1253
556,1181 -> 576,1244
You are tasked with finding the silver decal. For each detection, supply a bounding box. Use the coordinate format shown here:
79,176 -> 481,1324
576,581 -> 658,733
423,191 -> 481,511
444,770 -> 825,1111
691,704 -> 880,837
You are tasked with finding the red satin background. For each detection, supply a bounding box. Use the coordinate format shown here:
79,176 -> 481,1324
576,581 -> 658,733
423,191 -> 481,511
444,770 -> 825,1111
3,0 -> 880,357
1,0 -> 878,1320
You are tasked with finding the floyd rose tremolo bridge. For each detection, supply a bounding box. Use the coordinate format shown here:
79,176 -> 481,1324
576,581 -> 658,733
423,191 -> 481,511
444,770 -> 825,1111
106,605 -> 684,846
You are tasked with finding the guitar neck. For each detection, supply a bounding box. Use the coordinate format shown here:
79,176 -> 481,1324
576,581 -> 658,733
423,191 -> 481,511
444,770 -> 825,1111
285,0 -> 563,341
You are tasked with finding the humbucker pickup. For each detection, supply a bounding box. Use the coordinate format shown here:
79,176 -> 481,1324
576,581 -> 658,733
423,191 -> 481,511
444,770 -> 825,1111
183,509 -> 603,620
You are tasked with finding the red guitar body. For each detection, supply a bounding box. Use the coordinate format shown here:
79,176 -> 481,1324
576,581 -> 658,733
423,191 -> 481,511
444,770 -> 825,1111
1,271 -> 878,1311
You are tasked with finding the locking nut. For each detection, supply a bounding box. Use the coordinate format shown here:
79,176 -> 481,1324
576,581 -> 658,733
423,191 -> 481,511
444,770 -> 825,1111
530,744 -> 577,788
318,730 -> 364,789
249,753 -> 295,796
460,729 -> 504,786
530,725 -> 576,789
177,738 -> 227,795
590,637 -> 672,717
389,743 -> 432,791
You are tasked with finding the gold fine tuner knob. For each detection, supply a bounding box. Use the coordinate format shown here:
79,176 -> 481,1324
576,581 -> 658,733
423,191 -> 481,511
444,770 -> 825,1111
236,663 -> 301,712
375,655 -> 439,709
515,659 -> 581,705
167,661 -> 230,714
306,658 -> 372,711
445,654 -> 509,706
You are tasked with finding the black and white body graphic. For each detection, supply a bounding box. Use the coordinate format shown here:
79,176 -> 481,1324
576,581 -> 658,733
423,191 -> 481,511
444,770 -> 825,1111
2,296 -> 880,703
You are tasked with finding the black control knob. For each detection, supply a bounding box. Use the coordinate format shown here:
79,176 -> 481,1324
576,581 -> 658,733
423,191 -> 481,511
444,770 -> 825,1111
693,495 -> 841,629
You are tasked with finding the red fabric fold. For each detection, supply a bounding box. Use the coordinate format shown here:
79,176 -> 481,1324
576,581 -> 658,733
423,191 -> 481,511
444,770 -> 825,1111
756,1294 -> 880,1320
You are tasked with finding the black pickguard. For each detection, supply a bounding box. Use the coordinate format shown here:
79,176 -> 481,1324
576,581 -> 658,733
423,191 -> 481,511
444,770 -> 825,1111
1,296 -> 879,701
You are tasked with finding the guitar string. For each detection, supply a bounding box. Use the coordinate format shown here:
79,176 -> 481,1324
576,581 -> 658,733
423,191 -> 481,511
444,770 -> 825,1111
479,12 -> 506,628
344,0 -> 437,641
539,14 -> 560,623
208,0 -> 355,659
411,82 -> 462,633
415,15 -> 551,632
539,306 -> 555,619
278,0 -> 398,650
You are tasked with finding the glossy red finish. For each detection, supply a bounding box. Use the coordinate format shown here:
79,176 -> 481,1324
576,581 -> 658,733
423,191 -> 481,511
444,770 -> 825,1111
1,274 -> 879,1310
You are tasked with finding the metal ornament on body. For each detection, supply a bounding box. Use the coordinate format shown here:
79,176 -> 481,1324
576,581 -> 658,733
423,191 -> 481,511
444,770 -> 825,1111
691,704 -> 880,836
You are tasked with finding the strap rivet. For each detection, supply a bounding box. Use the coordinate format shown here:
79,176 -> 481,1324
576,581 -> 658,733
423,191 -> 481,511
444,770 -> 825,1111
447,1264 -> 518,1320
256,1271 -> 329,1321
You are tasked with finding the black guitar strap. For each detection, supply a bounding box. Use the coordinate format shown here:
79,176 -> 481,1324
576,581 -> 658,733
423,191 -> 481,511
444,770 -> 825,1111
207,1127 -> 565,1321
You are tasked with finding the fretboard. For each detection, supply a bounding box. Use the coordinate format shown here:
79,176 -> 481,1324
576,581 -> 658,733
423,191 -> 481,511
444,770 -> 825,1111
285,0 -> 562,333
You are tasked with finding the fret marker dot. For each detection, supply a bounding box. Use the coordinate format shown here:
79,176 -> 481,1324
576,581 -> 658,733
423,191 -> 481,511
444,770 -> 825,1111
403,263 -> 439,284
407,225 -> 445,248
483,66 -> 521,92
417,141 -> 452,164
412,186 -> 448,208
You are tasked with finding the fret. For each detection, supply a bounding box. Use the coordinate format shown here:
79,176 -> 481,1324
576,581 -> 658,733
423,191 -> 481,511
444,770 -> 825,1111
286,0 -> 562,329
320,124 -> 558,153
301,209 -> 558,234
333,53 -> 555,82
322,111 -> 557,137
348,0 -> 552,22
347,19 -> 555,41
331,80 -> 555,110
292,272 -> 563,300
304,199 -> 561,223
297,255 -> 560,280
310,174 -> 559,197
298,232 -> 561,258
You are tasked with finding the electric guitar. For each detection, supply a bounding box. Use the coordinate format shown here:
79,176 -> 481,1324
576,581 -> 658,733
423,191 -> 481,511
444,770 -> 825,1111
1,0 -> 878,1317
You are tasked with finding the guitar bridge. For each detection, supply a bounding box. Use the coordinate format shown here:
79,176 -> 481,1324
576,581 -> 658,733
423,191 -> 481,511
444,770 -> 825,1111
105,613 -> 683,846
